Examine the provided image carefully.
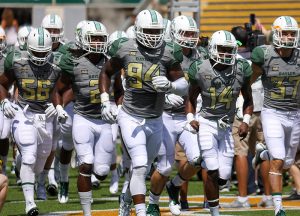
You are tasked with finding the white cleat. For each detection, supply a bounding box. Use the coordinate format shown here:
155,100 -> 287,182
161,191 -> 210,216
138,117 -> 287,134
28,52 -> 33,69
119,193 -> 131,216
169,200 -> 181,216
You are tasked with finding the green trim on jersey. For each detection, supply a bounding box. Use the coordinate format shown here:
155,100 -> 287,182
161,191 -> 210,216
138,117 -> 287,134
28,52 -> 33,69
237,58 -> 252,78
188,60 -> 201,85
149,10 -> 158,24
38,28 -> 44,46
4,50 -> 15,71
166,42 -> 183,65
58,51 -> 75,75
198,46 -> 209,60
251,46 -> 266,66
108,37 -> 129,57
50,14 -> 55,24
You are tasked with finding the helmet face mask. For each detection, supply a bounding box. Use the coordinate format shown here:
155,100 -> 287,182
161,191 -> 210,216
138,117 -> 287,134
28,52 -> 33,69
135,10 -> 165,49
272,16 -> 299,48
80,21 -> 108,54
41,14 -> 64,43
27,27 -> 52,66
171,15 -> 199,48
209,30 -> 238,65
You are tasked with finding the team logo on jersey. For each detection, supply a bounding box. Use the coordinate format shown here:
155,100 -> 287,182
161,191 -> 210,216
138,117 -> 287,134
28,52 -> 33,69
205,75 -> 212,80
129,51 -> 136,56
19,66 -> 29,73
81,69 -> 88,75
272,66 -> 279,71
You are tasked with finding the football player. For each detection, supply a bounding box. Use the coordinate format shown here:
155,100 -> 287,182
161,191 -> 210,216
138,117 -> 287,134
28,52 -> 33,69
251,16 -> 300,216
184,30 -> 253,216
146,15 -> 205,216
53,21 -> 114,216
99,9 -> 188,216
0,27 -> 67,216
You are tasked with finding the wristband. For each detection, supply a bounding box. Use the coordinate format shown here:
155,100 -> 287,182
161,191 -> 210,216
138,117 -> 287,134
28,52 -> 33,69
243,114 -> 251,125
100,92 -> 110,103
186,113 -> 195,123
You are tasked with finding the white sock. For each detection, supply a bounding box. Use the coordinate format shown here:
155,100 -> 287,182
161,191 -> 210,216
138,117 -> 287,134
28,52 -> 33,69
237,196 -> 248,203
260,150 -> 270,161
122,172 -> 130,193
48,165 -> 57,186
149,191 -> 160,205
171,174 -> 185,187
78,191 -> 92,216
60,163 -> 70,182
209,206 -> 220,216
262,194 -> 272,201
20,164 -> 35,205
135,203 -> 146,216
38,169 -> 49,185
272,194 -> 282,214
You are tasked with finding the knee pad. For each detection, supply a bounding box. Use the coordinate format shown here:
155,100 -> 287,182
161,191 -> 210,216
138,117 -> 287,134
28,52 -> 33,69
188,156 -> 202,168
130,166 -> 147,196
22,153 -> 36,165
157,166 -> 172,177
93,164 -> 110,177
131,154 -> 147,169
219,153 -> 234,180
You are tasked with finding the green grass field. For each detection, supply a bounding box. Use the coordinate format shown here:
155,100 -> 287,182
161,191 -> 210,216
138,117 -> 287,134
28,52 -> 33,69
2,164 -> 300,216
2,144 -> 300,216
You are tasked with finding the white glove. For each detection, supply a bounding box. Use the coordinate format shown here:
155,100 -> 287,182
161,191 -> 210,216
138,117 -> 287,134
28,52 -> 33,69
183,113 -> 198,134
101,92 -> 117,124
152,76 -> 172,92
45,103 -> 57,118
0,98 -> 17,119
165,94 -> 184,107
218,115 -> 230,129
101,101 -> 117,124
56,105 -> 68,124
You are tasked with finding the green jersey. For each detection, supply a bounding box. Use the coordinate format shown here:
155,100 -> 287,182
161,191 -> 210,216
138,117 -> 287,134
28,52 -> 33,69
109,38 -> 183,118
58,45 -> 107,119
4,50 -> 61,113
251,45 -> 300,111
189,58 -> 252,122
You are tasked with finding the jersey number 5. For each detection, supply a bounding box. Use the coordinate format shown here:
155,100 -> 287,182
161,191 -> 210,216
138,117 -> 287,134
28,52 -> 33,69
21,79 -> 51,101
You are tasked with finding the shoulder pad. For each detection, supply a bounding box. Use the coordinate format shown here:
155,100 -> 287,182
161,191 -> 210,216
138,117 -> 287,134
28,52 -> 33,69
165,41 -> 183,64
109,37 -> 129,57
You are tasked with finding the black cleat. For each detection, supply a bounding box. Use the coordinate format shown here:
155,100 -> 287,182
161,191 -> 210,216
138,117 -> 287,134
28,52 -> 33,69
46,184 -> 58,196
27,207 -> 39,216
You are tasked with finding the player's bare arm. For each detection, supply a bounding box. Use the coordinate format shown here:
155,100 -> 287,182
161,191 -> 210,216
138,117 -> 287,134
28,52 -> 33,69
239,77 -> 254,140
185,83 -> 201,132
99,57 -> 122,94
